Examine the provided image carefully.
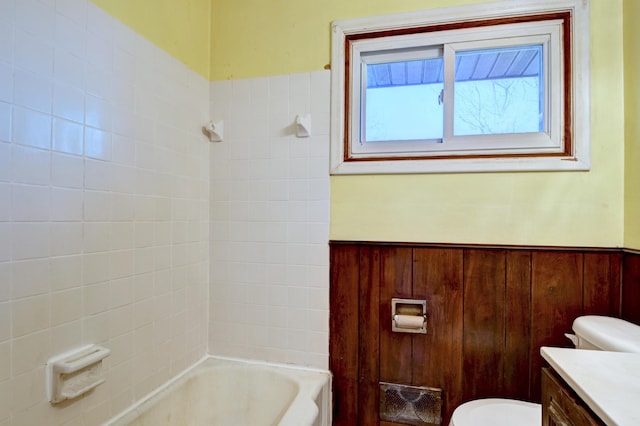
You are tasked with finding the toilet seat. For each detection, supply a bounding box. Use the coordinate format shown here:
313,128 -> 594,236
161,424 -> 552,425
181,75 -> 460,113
449,398 -> 541,426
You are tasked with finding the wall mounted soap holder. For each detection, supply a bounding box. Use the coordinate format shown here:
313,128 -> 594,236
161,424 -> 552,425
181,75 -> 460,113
46,344 -> 111,404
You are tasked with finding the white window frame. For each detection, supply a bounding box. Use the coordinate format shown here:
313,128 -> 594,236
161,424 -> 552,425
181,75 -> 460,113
330,0 -> 590,174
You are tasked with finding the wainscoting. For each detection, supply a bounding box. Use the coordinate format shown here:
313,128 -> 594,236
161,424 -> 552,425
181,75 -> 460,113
329,242 -> 640,425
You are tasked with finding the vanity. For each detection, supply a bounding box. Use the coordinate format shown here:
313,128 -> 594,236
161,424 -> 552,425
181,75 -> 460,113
541,347 -> 640,425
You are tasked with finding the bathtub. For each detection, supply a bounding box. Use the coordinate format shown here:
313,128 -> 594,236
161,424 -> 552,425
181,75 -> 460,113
104,356 -> 331,426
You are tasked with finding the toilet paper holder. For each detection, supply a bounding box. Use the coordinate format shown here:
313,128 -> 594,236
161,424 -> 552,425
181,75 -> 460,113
392,298 -> 427,334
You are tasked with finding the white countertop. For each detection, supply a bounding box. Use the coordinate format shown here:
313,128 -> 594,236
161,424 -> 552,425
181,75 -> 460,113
541,347 -> 640,426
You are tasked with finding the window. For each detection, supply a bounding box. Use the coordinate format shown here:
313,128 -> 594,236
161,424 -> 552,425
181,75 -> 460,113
330,0 -> 590,174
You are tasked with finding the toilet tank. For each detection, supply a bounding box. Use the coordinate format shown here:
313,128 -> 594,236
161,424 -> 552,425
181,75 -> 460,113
572,316 -> 640,352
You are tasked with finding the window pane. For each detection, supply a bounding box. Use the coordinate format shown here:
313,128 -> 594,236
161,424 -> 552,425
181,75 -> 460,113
364,57 -> 444,142
453,45 -> 544,136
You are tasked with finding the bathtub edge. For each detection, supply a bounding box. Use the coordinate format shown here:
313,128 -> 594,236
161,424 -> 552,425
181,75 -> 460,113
102,355 -> 332,426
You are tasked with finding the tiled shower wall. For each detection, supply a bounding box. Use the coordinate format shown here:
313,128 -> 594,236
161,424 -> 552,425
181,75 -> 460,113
0,1 -> 210,425
209,72 -> 330,369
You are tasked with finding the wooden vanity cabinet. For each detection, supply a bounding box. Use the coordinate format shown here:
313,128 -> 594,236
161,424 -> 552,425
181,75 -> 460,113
541,368 -> 606,426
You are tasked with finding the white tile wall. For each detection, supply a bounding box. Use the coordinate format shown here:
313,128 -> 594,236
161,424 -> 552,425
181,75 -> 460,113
2,0 -> 332,423
0,0 -> 210,424
209,71 -> 330,370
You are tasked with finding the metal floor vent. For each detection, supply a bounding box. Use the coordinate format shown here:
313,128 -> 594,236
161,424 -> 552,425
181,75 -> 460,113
379,382 -> 443,426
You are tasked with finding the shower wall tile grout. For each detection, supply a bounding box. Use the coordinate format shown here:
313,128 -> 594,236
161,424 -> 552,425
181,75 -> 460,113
1,1 -> 332,425
209,71 -> 330,370
0,0 -> 210,424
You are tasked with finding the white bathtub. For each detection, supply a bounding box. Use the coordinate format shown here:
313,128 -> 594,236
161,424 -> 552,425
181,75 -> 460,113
104,356 -> 331,426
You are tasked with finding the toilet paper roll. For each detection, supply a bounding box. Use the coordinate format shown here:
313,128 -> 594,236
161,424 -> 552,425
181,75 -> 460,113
394,314 -> 425,329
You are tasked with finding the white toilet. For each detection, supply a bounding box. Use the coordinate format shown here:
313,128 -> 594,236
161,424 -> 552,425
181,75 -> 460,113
449,315 -> 640,426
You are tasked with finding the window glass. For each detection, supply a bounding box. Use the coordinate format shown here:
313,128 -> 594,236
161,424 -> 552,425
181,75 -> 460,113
454,45 -> 544,136
364,57 -> 444,142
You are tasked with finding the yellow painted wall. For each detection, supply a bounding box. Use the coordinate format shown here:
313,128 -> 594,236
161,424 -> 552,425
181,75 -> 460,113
90,0 -> 211,78
624,0 -> 640,250
331,0 -> 626,246
326,0 -> 624,246
209,0 -> 485,81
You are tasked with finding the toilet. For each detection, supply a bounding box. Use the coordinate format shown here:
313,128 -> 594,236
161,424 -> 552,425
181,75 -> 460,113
449,315 -> 640,426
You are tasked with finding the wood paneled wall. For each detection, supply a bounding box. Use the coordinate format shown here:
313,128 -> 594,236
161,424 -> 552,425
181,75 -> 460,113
329,243 -> 640,426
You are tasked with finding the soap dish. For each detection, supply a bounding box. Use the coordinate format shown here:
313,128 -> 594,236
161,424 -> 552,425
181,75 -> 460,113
46,344 -> 111,404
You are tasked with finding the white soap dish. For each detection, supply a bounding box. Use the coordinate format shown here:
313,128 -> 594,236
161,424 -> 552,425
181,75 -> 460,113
46,344 -> 111,404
